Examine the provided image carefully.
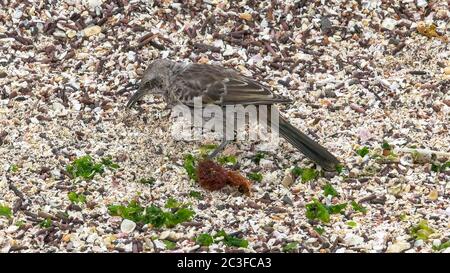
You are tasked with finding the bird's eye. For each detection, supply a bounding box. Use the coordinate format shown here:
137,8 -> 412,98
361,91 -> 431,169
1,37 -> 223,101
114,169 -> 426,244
145,81 -> 153,88
154,79 -> 163,88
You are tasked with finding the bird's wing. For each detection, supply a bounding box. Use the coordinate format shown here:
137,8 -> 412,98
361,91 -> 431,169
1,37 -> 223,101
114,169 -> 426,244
172,64 -> 292,107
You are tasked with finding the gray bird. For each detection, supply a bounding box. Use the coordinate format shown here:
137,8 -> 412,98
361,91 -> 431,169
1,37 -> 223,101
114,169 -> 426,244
127,59 -> 340,171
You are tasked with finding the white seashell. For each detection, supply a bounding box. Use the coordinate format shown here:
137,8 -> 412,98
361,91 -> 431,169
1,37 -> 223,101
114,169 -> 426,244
259,159 -> 274,169
153,240 -> 166,249
161,50 -> 170,59
86,234 -> 98,243
127,51 -> 136,62
445,207 -> 450,216
66,30 -> 77,38
87,0 -> 103,9
416,0 -> 428,8
343,233 -> 364,246
335,248 -> 347,253
13,9 -> 23,19
305,238 -> 318,244
52,102 -> 66,115
56,22 -> 67,31
223,45 -> 235,56
381,18 -> 397,31
120,219 -> 136,234
29,117 -> 39,124
53,30 -> 67,38
361,0 -> 380,10
414,240 -> 424,247
71,99 -> 81,111
386,241 -> 410,253
432,239 -> 441,247
261,171 -> 278,184
159,230 -> 171,240
6,225 -> 19,234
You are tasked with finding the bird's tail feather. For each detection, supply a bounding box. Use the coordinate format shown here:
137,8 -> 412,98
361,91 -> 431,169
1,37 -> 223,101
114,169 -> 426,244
277,117 -> 340,171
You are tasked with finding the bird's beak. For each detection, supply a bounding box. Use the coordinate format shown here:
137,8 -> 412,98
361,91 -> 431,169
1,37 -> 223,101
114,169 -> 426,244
126,86 -> 145,109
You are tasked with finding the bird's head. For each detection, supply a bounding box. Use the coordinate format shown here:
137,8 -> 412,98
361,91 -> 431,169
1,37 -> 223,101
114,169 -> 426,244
126,59 -> 174,108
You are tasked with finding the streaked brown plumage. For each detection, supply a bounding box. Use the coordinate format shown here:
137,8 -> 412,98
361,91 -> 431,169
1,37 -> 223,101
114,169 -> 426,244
127,59 -> 340,171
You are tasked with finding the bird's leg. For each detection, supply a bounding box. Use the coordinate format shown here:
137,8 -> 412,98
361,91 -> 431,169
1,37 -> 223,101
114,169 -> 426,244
207,139 -> 231,159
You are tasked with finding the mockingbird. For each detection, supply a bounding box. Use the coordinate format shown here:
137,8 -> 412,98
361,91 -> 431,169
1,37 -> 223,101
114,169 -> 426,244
126,59 -> 340,171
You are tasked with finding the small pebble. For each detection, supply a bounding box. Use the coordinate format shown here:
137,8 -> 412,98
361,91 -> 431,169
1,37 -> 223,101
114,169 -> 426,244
239,13 -> 252,21
444,67 -> 450,75
281,195 -> 294,206
381,18 -> 397,31
83,25 -> 102,37
386,241 -> 410,253
281,173 -> 294,188
428,190 -> 438,201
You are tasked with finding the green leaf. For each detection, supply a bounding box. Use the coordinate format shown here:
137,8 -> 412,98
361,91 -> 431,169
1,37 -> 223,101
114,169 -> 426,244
431,163 -> 440,172
167,208 -> 195,227
346,221 -> 357,228
306,199 -> 330,223
445,162 -> 450,170
183,154 -> 197,181
189,191 -> 203,200
15,220 -> 25,228
431,162 -> 450,173
68,192 -> 86,204
197,231 -> 248,248
215,230 -> 248,248
215,230 -> 227,238
399,213 -> 408,221
138,177 -> 155,185
306,199 -> 347,223
248,172 -> 263,182
252,152 -> 266,164
351,200 -> 367,214
108,200 -> 145,223
223,235 -> 249,248
40,218 -> 52,228
335,164 -> 344,174
144,205 -> 166,228
291,166 -> 303,177
282,242 -> 298,252
433,241 -> 450,251
0,205 -> 12,219
66,155 -> 105,180
410,220 -> 434,241
101,156 -> 119,170
9,164 -> 19,173
323,183 -> 338,197
196,233 -> 214,246
163,240 -> 176,250
326,203 -> 347,214
411,150 -> 424,163
356,147 -> 370,157
382,141 -> 391,150
291,167 -> 319,182
199,144 -> 218,157
165,197 -> 182,209
217,155 -> 237,165
313,226 -> 325,235
301,168 -> 319,182
109,199 -> 195,228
